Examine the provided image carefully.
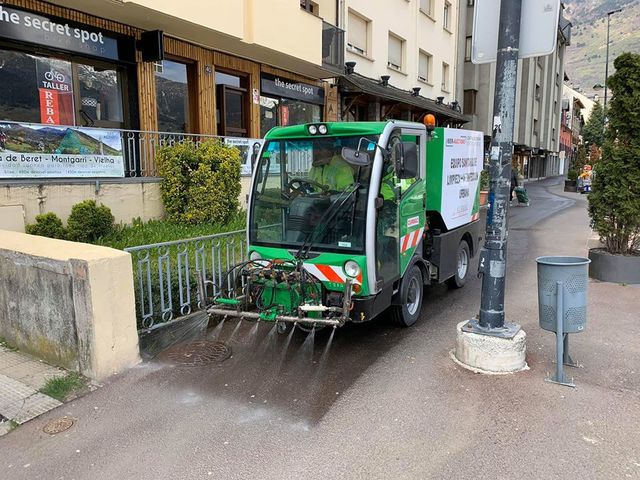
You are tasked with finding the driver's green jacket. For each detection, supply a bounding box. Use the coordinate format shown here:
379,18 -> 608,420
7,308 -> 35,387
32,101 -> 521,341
308,155 -> 354,190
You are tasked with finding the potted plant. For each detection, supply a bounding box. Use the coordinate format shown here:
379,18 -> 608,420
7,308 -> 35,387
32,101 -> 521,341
565,169 -> 578,192
587,52 -> 640,284
479,169 -> 489,206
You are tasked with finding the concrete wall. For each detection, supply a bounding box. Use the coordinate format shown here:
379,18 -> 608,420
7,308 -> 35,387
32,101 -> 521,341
0,178 -> 251,232
0,230 -> 140,380
0,180 -> 165,229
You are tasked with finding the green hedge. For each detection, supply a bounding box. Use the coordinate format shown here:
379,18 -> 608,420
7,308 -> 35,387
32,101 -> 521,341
156,140 -> 242,225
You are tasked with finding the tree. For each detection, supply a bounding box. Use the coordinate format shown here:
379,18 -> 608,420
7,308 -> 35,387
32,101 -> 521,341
582,101 -> 605,148
588,52 -> 640,255
573,144 -> 588,171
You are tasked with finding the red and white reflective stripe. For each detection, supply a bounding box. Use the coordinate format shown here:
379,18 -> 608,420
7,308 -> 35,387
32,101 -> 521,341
303,264 -> 362,285
471,211 -> 480,221
400,227 -> 424,253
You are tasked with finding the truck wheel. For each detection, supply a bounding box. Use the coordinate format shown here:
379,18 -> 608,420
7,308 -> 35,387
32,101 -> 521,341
392,265 -> 423,327
447,240 -> 470,289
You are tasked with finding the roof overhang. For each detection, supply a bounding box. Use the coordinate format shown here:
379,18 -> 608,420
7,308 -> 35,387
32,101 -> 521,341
339,74 -> 469,125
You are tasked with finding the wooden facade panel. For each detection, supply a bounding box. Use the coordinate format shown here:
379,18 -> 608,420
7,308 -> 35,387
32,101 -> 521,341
260,64 -> 323,87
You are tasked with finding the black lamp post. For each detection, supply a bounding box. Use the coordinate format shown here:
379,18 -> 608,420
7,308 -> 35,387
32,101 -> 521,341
604,8 -> 622,108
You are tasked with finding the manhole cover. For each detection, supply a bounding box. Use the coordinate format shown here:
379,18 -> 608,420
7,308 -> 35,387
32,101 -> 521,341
159,341 -> 232,366
43,416 -> 74,435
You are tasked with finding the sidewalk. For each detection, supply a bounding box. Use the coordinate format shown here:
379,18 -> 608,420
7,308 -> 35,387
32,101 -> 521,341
0,344 -> 65,436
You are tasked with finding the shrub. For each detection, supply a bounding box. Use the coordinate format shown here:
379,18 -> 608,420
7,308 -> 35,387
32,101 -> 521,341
588,52 -> 640,255
567,170 -> 578,181
26,212 -> 67,239
156,139 -> 241,225
67,200 -> 115,243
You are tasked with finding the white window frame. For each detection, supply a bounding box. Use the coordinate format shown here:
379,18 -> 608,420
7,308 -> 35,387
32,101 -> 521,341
347,9 -> 370,57
387,32 -> 404,72
444,1 -> 452,31
441,62 -> 450,92
420,0 -> 435,18
418,50 -> 433,84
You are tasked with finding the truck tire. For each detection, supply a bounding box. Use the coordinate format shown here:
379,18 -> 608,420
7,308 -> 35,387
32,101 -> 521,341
392,265 -> 423,327
447,240 -> 470,289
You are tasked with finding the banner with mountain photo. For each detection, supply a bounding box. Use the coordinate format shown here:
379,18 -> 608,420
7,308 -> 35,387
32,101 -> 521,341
0,122 -> 125,177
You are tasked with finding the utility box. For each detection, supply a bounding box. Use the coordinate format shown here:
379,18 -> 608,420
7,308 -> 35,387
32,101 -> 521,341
536,256 -> 590,333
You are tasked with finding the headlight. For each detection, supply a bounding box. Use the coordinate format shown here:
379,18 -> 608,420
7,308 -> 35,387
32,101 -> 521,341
308,125 -> 318,135
343,260 -> 361,278
318,124 -> 328,134
249,251 -> 262,261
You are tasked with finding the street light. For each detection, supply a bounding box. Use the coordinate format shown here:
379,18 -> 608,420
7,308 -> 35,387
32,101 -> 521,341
604,8 -> 622,108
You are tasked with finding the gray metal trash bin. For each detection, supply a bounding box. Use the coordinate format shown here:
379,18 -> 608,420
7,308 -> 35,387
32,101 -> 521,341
536,256 -> 590,333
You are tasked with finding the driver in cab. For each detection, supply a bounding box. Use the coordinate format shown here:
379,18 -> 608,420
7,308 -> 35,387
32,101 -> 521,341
308,139 -> 354,191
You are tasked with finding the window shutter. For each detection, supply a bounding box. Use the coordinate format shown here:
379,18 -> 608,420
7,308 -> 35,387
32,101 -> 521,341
348,12 -> 367,52
388,35 -> 402,68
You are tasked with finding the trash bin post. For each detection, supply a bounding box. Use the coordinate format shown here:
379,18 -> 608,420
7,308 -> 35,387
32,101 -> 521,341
545,281 -> 575,387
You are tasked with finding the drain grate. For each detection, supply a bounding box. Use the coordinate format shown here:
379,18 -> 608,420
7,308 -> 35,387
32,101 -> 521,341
43,416 -> 74,435
159,341 -> 232,366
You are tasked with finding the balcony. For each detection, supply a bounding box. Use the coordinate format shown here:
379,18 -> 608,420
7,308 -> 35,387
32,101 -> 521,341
321,21 -> 345,73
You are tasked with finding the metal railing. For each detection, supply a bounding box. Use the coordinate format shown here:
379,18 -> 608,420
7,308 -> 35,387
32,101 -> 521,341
121,130 -> 224,177
322,21 -> 345,72
125,229 -> 247,329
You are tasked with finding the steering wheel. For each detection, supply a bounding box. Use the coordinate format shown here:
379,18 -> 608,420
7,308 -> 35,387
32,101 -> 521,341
286,178 -> 330,196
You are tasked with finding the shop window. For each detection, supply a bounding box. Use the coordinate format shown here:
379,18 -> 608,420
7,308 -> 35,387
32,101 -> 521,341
387,33 -> 404,71
418,50 -> 432,84
347,10 -> 369,56
155,59 -> 190,133
77,64 -> 124,127
259,96 -> 321,138
0,49 -> 74,125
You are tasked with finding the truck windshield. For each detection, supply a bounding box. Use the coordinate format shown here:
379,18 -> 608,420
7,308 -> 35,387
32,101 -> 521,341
249,135 -> 377,253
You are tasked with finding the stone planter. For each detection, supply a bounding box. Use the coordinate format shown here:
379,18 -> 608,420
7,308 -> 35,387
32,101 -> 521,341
564,180 -> 577,192
479,190 -> 489,206
588,248 -> 640,284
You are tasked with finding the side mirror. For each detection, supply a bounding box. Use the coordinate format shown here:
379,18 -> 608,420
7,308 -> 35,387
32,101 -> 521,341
397,142 -> 418,179
341,147 -> 371,166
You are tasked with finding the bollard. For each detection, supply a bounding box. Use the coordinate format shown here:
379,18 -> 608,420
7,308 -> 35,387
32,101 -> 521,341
536,256 -> 591,388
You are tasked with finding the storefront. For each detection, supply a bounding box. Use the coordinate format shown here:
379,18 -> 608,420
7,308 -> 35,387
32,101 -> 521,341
0,4 -> 137,130
259,72 -> 325,137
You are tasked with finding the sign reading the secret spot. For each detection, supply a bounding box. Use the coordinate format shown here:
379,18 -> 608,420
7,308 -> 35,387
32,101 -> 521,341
0,123 -> 125,178
0,5 -> 120,60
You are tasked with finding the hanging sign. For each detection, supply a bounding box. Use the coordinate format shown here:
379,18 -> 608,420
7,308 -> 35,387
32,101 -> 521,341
36,60 -> 75,125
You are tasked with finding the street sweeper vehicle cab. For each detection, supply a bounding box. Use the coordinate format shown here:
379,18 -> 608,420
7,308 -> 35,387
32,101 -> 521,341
205,119 -> 484,329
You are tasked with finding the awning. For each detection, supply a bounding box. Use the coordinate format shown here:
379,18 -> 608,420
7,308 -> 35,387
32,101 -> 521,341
339,73 -> 469,125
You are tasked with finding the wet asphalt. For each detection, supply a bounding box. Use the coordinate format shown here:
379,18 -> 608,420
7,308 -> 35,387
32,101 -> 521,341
1,177 -> 639,480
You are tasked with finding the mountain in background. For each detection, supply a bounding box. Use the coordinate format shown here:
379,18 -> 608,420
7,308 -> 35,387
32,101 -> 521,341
563,0 -> 640,100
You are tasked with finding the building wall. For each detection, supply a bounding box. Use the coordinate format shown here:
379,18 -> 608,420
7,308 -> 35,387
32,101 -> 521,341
344,0 -> 458,102
458,2 -> 569,178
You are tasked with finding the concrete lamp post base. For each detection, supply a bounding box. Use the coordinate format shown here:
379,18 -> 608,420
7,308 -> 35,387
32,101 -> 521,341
453,320 -> 528,374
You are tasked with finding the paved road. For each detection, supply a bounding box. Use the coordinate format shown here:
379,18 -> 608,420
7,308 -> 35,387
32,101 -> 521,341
2,178 -> 639,480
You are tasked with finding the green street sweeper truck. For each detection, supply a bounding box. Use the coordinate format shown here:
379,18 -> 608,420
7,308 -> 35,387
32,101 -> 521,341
204,119 -> 484,329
